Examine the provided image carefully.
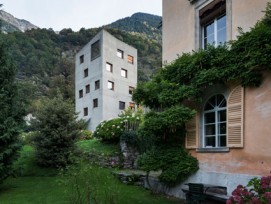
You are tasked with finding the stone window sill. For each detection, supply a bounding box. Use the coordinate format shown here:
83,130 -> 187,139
196,147 -> 230,153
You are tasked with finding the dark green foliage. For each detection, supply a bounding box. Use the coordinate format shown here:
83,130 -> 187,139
120,131 -> 139,147
107,12 -> 162,42
137,106 -> 195,145
0,35 -> 24,183
137,146 -> 199,186
33,95 -> 85,168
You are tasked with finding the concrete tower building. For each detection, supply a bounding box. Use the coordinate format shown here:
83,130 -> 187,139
75,29 -> 137,131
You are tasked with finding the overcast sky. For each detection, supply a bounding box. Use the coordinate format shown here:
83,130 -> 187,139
1,0 -> 162,31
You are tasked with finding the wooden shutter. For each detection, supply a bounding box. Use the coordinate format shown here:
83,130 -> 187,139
227,85 -> 244,148
185,113 -> 198,149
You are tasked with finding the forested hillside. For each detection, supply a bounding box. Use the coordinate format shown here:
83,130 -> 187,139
0,12 -> 162,112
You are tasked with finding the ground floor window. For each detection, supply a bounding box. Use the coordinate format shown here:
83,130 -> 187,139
203,94 -> 226,147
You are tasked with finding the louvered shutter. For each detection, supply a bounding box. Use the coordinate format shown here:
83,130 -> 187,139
227,85 -> 244,148
185,113 -> 198,149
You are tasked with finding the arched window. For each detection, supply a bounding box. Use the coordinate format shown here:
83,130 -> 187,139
203,94 -> 226,147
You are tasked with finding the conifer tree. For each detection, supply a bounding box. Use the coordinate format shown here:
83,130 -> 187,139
0,35 -> 24,183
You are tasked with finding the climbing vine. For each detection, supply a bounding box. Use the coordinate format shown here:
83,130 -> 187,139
134,3 -> 271,186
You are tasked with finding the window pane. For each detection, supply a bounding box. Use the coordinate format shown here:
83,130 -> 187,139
206,136 -> 216,147
205,112 -> 215,124
219,110 -> 226,122
204,22 -> 214,38
217,15 -> 226,30
219,122 -> 226,134
217,95 -> 226,107
217,28 -> 226,45
205,124 -> 215,135
205,34 -> 215,47
219,135 -> 226,147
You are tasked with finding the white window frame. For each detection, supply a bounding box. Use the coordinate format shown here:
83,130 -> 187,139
202,14 -> 226,49
202,94 -> 227,148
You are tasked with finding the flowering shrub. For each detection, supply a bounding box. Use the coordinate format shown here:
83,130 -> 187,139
93,114 -> 141,142
93,118 -> 125,142
227,175 -> 271,204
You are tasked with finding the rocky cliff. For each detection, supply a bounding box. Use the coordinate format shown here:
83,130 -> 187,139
0,10 -> 38,32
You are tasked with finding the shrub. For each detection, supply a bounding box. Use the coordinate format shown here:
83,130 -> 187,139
93,114 -> 141,142
227,175 -> 271,204
137,146 -> 199,186
32,95 -> 85,168
80,129 -> 93,140
20,131 -> 37,145
93,118 -> 125,142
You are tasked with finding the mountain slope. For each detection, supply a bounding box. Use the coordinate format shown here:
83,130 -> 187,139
0,10 -> 38,32
106,12 -> 162,42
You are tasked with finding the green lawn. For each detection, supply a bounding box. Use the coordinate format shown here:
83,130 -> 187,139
0,140 -> 183,204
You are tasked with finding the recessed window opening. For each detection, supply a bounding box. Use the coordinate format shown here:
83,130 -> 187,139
79,89 -> 83,98
106,62 -> 113,72
84,107 -> 88,116
95,80 -> 100,90
84,68 -> 88,78
200,0 -> 226,49
117,49 -> 124,59
128,55 -> 134,64
121,69 -> 127,78
108,81 -> 114,90
80,55 -> 84,64
93,98 -> 98,108
119,101 -> 125,110
91,40 -> 100,60
85,84 -> 90,93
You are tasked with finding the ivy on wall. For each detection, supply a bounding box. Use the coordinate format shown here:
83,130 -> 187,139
134,3 -> 271,186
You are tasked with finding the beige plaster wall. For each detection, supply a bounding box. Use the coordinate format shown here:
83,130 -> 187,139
231,0 -> 269,40
162,0 -> 195,63
163,0 -> 269,63
190,72 -> 271,176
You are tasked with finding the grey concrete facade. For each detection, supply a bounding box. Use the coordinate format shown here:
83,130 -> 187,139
75,30 -> 137,131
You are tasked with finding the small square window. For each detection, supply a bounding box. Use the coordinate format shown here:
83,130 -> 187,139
106,62 -> 113,72
121,69 -> 127,78
95,80 -> 100,90
129,86 -> 134,95
93,98 -> 98,108
129,102 -> 135,110
119,101 -> 125,110
84,107 -> 88,116
79,89 -> 83,98
128,55 -> 134,64
91,40 -> 100,61
80,55 -> 84,64
84,68 -> 88,78
117,49 -> 124,59
108,81 -> 114,91
85,84 -> 90,93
